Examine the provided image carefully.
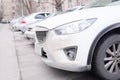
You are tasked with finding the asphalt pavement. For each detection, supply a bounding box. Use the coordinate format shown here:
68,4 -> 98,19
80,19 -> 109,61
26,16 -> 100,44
0,24 -> 101,80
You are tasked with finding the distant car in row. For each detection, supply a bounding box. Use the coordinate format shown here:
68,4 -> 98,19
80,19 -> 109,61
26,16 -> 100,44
10,17 -> 23,25
20,12 -> 51,33
23,13 -> 57,43
10,17 -> 24,31
10,12 -> 51,31
24,22 -> 40,43
1,19 -> 10,24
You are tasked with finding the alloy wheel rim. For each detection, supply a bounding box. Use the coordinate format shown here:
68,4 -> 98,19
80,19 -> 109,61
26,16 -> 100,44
104,43 -> 120,73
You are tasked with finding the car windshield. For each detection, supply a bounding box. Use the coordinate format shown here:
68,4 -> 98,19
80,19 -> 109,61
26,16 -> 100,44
53,6 -> 83,16
54,0 -> 120,16
86,0 -> 120,8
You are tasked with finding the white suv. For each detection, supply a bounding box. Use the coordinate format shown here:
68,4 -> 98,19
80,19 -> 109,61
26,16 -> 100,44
35,0 -> 120,80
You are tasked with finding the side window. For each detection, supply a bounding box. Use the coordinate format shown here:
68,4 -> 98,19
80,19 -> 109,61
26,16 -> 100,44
35,14 -> 45,19
46,13 -> 50,16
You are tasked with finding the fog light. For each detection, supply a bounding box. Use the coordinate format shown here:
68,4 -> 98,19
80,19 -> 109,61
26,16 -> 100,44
64,46 -> 78,61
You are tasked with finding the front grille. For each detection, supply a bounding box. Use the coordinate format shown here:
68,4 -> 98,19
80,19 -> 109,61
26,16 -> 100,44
36,31 -> 48,42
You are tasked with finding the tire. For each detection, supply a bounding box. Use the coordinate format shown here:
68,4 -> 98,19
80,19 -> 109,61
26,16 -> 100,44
92,34 -> 120,80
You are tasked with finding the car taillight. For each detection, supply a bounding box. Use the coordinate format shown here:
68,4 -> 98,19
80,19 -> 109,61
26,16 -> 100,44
21,20 -> 26,24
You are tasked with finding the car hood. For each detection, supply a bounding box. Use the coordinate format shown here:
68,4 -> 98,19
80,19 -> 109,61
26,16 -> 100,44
36,5 -> 120,29
26,21 -> 41,27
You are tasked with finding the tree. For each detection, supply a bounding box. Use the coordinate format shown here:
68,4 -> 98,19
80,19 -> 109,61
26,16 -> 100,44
23,0 -> 32,14
54,0 -> 64,11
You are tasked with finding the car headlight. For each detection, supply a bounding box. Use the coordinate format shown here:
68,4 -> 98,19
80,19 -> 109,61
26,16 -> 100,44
54,18 -> 97,35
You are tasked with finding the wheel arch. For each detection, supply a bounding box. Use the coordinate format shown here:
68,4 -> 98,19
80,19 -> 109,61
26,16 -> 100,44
87,23 -> 120,65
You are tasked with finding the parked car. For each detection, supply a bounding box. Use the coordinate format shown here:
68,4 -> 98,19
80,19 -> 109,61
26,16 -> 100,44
10,17 -> 23,25
24,27 -> 35,43
35,0 -> 120,80
19,12 -> 51,33
1,19 -> 10,24
24,23 -> 42,44
24,22 -> 40,43
24,20 -> 51,43
24,12 -> 58,42
10,17 -> 24,31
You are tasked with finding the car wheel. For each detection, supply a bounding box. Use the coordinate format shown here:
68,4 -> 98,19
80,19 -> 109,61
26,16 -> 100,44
92,34 -> 120,80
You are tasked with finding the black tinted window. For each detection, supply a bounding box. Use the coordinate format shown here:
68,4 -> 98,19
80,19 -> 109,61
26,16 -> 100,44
35,14 -> 45,19
46,13 -> 50,16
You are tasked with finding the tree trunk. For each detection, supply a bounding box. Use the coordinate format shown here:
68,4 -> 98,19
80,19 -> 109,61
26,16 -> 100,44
23,0 -> 32,15
55,0 -> 63,11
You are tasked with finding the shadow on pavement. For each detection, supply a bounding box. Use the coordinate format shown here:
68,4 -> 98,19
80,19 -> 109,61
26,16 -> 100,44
47,67 -> 101,80
66,71 -> 101,80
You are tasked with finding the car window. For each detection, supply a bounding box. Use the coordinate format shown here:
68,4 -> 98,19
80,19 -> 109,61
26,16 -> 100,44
35,14 -> 45,19
107,0 -> 120,6
53,7 -> 80,16
46,13 -> 50,16
86,0 -> 120,8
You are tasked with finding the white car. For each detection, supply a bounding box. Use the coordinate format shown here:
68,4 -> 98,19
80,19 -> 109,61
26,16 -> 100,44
10,17 -> 24,31
24,25 -> 47,43
24,22 -> 40,42
10,17 -> 23,25
24,20 -> 49,42
24,27 -> 35,43
19,12 -> 50,33
35,0 -> 120,80
24,13 -> 58,42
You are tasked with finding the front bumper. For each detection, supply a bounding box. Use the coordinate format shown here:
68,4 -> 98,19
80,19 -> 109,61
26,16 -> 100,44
35,43 -> 91,72
35,27 -> 97,72
42,57 -> 91,72
12,24 -> 21,31
24,31 -> 35,39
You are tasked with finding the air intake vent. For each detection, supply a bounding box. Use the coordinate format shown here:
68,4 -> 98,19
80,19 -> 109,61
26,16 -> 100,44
36,31 -> 48,42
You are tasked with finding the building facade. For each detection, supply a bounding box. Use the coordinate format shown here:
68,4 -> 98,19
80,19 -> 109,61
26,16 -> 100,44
2,0 -> 91,20
0,0 -> 2,21
35,0 -> 91,12
2,0 -> 12,20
